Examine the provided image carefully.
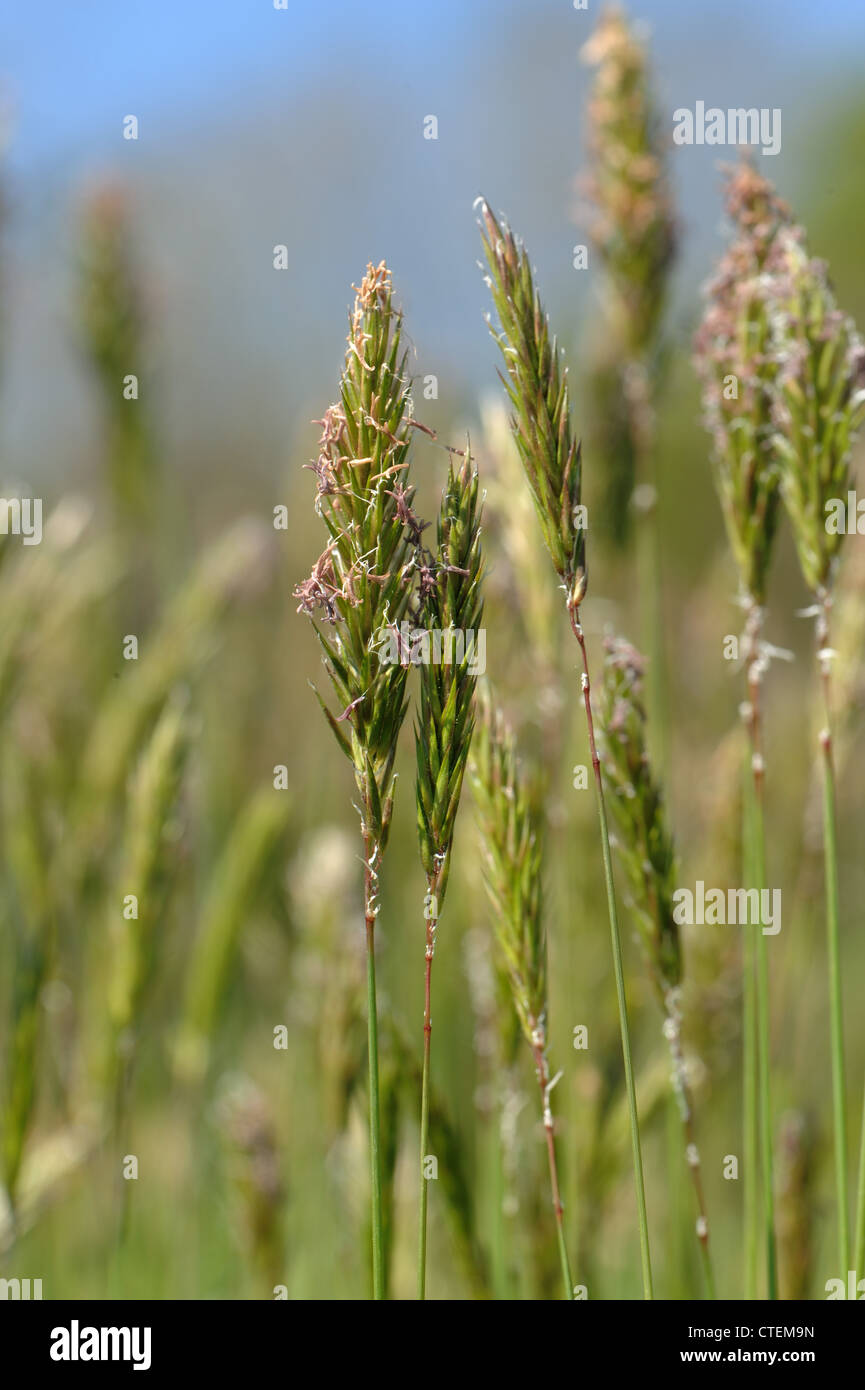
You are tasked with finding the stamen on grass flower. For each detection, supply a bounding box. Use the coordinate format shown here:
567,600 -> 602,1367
694,161 -> 792,608
768,231 -> 865,597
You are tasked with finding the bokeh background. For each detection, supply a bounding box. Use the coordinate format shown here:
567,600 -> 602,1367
1,0 -> 865,1299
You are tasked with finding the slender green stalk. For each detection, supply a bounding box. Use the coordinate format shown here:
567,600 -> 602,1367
629,367 -> 669,779
417,895 -> 435,1299
741,757 -> 759,1300
694,164 -> 796,1301
364,838 -> 384,1301
488,1106 -> 508,1299
478,199 -> 652,1298
470,690 -> 574,1300
413,447 -> 483,1298
569,608 -> 653,1299
296,263 -> 418,1300
753,805 -> 777,1298
855,1087 -> 865,1282
597,636 -> 712,1296
663,997 -> 715,1299
665,1093 -> 688,1298
817,608 -> 849,1276
763,211 -> 864,1279
581,6 -> 675,777
744,615 -> 777,1298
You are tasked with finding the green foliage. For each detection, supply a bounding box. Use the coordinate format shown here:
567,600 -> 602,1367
106,690 -> 191,1053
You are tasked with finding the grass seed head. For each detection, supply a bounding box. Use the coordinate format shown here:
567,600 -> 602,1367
478,202 -> 586,608
694,162 -> 792,604
767,230 -> 865,595
469,684 -> 547,1049
296,262 -> 417,850
78,183 -> 156,528
415,446 -> 485,902
580,3 -> 676,358
598,634 -> 681,999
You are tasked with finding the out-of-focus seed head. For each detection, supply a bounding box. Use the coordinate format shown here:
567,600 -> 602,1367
694,162 -> 792,604
580,4 -> 676,358
598,634 -> 681,997
767,230 -> 865,595
469,683 -> 547,1048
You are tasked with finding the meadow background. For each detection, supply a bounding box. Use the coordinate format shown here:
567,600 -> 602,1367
1,0 -> 865,1299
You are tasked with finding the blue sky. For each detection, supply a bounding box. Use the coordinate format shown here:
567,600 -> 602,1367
3,1 -> 865,487
3,0 -> 865,172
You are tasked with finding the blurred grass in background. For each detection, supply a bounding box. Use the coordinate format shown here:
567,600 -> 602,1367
0,0 -> 864,1299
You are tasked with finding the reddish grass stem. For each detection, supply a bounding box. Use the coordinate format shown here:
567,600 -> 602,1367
530,1035 -> 572,1299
